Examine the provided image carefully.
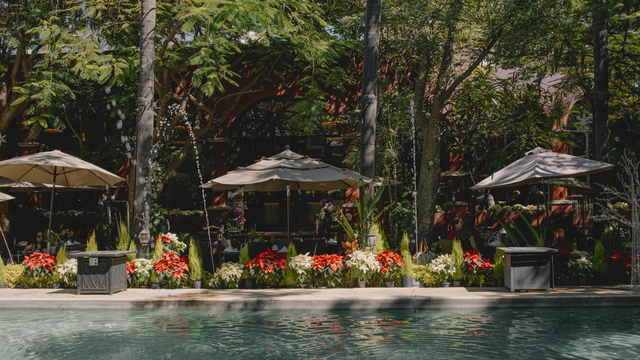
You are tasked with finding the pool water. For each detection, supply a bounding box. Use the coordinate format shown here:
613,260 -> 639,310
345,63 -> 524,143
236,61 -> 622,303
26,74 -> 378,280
1,308 -> 639,359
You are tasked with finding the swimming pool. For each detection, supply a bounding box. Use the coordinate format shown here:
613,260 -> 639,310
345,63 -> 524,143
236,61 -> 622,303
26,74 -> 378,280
1,308 -> 639,359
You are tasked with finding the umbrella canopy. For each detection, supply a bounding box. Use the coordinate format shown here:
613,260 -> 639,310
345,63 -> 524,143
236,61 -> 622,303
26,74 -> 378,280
0,150 -> 124,186
0,176 -> 118,193
535,177 -> 593,195
0,191 -> 14,202
201,148 -> 372,191
470,147 -> 613,190
0,150 -> 125,250
201,148 -> 373,241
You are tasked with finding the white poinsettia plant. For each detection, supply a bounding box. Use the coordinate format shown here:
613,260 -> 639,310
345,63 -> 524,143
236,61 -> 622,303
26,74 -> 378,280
132,258 -> 154,284
289,253 -> 313,284
210,262 -> 244,289
345,250 -> 380,281
56,259 -> 77,286
428,254 -> 456,283
158,232 -> 187,254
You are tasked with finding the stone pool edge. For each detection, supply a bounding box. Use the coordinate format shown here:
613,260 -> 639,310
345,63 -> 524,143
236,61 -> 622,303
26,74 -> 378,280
1,286 -> 640,311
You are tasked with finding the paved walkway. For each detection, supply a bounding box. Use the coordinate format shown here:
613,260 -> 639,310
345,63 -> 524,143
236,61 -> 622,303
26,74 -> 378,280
1,286 -> 639,311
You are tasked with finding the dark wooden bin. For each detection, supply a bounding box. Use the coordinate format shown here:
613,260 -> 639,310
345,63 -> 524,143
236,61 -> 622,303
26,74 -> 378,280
498,247 -> 558,292
69,251 -> 136,295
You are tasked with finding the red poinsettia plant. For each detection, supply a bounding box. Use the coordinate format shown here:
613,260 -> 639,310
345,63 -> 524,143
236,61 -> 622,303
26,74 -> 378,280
376,251 -> 405,281
463,248 -> 494,275
154,252 -> 189,287
126,261 -> 135,285
244,249 -> 286,286
311,254 -> 344,288
606,250 -> 631,269
23,253 -> 56,279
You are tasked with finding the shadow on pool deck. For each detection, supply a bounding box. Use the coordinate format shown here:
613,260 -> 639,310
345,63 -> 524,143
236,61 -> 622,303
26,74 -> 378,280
1,286 -> 639,311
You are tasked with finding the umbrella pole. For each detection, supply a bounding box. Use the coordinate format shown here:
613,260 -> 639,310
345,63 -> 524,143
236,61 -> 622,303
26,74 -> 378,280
47,171 -> 57,254
287,182 -> 291,244
0,226 -> 13,264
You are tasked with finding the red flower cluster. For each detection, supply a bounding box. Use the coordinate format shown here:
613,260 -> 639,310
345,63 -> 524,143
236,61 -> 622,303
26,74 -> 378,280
156,235 -> 174,245
606,250 -> 632,269
23,253 -> 56,274
312,254 -> 344,272
463,248 -> 494,274
245,249 -> 286,274
376,251 -> 404,275
126,261 -> 135,275
555,247 -> 572,255
154,252 -> 189,279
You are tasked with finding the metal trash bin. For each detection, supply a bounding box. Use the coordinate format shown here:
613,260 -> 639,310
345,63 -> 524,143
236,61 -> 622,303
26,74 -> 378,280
69,251 -> 136,295
497,247 -> 558,292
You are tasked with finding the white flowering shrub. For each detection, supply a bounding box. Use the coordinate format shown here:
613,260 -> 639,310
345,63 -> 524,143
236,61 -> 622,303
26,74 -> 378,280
210,262 -> 244,289
345,250 -> 380,281
56,259 -> 77,286
289,253 -> 313,284
428,254 -> 456,283
132,258 -> 154,285
158,232 -> 187,254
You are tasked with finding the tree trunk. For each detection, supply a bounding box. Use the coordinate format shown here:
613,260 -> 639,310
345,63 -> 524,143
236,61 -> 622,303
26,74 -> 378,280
133,0 -> 155,258
592,0 -> 609,163
360,0 -> 381,201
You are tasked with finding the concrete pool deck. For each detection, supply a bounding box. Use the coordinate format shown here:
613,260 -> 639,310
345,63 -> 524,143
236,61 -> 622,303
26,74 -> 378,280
1,286 -> 639,311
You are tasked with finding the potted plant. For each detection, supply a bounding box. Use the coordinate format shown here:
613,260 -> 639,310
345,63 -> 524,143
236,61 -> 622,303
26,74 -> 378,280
281,243 -> 299,288
22,253 -> 57,288
345,250 -> 380,287
188,237 -> 203,288
428,254 -> 456,287
157,232 -> 187,255
311,254 -> 344,288
153,252 -> 189,288
288,253 -> 313,287
209,262 -> 244,289
54,258 -> 77,288
463,248 -> 494,287
451,240 -> 465,286
244,249 -> 286,287
400,233 -> 415,287
128,258 -> 154,287
376,251 -> 404,287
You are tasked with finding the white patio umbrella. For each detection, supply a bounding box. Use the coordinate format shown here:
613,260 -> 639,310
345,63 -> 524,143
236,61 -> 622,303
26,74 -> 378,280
470,147 -> 613,190
201,147 -> 373,242
0,150 -> 125,251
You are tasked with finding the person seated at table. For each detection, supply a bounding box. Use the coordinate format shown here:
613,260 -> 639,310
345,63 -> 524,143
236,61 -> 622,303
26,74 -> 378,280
506,190 -> 525,206
447,217 -> 463,240
25,231 -> 46,254
456,214 -> 482,251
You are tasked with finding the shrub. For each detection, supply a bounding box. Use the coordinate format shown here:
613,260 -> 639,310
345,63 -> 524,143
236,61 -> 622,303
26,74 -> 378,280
493,247 -> 505,281
372,222 -> 389,254
157,232 -> 186,254
238,244 -> 250,265
4,263 -> 23,288
592,240 -> 608,280
400,232 -> 415,278
55,245 -> 68,265
428,254 -> 456,283
189,237 -> 203,282
210,262 -> 244,289
127,258 -> 154,287
55,259 -> 77,287
451,240 -> 465,281
152,237 -> 164,262
86,230 -> 98,251
116,220 -> 137,261
281,242 -> 298,287
0,257 -> 6,284
415,265 -> 439,287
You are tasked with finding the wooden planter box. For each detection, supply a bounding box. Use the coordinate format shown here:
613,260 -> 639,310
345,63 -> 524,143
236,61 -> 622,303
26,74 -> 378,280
498,247 -> 557,292
69,251 -> 136,295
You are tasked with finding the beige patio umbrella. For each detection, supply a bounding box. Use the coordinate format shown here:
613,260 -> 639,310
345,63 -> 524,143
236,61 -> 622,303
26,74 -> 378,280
201,147 -> 373,241
0,150 -> 125,251
470,147 -> 613,190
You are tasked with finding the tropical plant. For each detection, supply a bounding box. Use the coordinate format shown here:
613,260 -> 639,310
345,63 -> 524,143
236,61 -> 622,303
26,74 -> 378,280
244,249 -> 286,287
376,251 -> 405,282
154,252 -> 189,288
86,230 -> 98,252
188,237 -> 203,282
338,179 -> 391,249
345,250 -> 380,281
495,212 -> 546,247
210,262 -> 244,289
451,240 -> 465,281
311,254 -> 344,288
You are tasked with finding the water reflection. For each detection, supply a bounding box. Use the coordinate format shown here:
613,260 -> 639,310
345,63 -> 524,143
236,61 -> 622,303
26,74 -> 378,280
1,308 -> 639,359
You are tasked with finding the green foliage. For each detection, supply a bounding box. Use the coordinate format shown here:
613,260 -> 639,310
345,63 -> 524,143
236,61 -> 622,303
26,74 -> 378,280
415,265 -> 439,287
297,229 -> 304,238
593,241 -> 608,279
494,212 -> 544,247
0,258 -> 7,284
451,240 -> 465,281
372,222 -> 389,254
152,237 -> 164,262
493,247 -> 505,281
4,264 -> 24,288
189,237 -> 203,282
251,229 -> 265,243
400,232 -> 415,278
55,246 -> 68,265
282,243 -> 299,287
115,219 -> 130,252
86,230 -> 98,252
239,244 -> 250,265
338,179 -> 392,249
